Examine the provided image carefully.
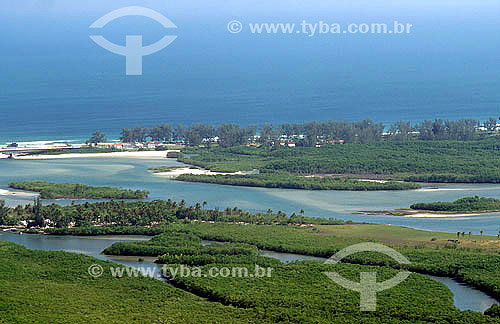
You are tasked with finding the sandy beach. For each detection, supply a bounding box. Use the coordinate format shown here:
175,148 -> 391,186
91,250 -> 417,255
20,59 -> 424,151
13,150 -> 178,160
154,167 -> 251,177
415,187 -> 470,192
403,212 -> 484,218
0,189 -> 38,197
358,209 -> 493,218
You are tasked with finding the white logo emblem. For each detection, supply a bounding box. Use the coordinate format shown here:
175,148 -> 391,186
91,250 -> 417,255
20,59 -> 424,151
90,6 -> 177,75
324,243 -> 411,311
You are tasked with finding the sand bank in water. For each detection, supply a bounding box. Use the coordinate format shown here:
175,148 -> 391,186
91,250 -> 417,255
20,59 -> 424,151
154,167 -> 251,177
13,151 -> 177,160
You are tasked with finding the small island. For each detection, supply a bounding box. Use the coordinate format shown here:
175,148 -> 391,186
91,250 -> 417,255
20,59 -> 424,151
359,196 -> 500,217
8,180 -> 149,199
410,196 -> 500,213
174,174 -> 421,191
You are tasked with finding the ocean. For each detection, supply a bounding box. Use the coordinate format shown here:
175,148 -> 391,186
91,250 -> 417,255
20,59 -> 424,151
1,0 -> 499,143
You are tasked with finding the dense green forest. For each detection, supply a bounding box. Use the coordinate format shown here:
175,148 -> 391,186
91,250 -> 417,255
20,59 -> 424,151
8,181 -> 149,199
70,222 -> 500,323
176,173 -> 421,190
177,139 -> 500,183
4,240 -> 498,323
0,198 -> 343,228
99,223 -> 500,302
0,241 -> 270,323
4,218 -> 500,322
411,196 -> 500,212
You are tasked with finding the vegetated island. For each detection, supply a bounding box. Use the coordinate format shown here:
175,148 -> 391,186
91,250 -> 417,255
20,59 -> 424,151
8,181 -> 149,199
358,196 -> 500,217
148,164 -> 421,191
411,196 -> 500,213
176,139 -> 500,185
174,173 -> 421,191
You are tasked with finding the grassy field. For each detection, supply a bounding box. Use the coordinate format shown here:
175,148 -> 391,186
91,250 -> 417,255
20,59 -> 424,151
317,224 -> 496,247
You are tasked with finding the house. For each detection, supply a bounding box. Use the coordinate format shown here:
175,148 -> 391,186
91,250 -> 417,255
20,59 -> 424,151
122,143 -> 136,150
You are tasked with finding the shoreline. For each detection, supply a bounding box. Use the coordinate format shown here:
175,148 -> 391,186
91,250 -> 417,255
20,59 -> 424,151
11,150 -> 179,160
152,167 -> 255,178
357,209 -> 496,218
0,189 -> 38,198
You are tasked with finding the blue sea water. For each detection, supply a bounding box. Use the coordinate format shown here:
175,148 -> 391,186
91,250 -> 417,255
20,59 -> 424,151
0,0 -> 499,143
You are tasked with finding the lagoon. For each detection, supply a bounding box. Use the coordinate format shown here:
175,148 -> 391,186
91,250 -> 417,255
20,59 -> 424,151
2,156 -> 500,235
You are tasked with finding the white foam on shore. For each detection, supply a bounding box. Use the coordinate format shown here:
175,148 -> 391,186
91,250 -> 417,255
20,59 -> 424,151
3,140 -> 79,146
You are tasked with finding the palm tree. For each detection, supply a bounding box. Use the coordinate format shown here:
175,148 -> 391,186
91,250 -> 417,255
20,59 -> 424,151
480,230 -> 484,240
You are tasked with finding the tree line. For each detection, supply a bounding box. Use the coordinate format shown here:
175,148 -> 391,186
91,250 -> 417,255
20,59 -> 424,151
112,117 -> 497,147
0,199 -> 343,228
118,123 -> 256,147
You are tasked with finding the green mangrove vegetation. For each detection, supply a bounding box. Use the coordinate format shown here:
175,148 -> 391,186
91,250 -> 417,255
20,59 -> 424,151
176,173 -> 421,190
177,139 -> 500,184
72,222 -> 500,323
173,261 -> 497,323
8,180 -> 149,199
4,208 -> 500,322
410,196 -> 500,213
5,239 -> 497,323
0,241 -> 269,324
100,222 -> 500,302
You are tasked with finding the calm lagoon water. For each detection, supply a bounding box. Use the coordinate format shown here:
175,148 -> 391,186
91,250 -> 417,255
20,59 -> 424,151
2,156 -> 500,235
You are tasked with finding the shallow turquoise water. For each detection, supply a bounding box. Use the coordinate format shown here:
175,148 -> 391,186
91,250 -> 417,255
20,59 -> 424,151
2,157 -> 500,235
